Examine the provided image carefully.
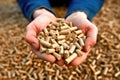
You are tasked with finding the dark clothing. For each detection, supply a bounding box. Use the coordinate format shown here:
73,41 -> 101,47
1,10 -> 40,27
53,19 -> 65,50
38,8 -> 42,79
17,0 -> 105,21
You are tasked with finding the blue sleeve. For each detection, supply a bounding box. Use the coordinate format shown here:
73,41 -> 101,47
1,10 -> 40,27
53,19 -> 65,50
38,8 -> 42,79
17,0 -> 54,21
66,0 -> 105,20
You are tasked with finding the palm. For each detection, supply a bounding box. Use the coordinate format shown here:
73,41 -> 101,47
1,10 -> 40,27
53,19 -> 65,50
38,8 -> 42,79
66,12 -> 98,66
25,14 -> 57,63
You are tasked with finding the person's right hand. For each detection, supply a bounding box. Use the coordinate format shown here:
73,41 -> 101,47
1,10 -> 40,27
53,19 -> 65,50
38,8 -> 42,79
25,9 -> 59,64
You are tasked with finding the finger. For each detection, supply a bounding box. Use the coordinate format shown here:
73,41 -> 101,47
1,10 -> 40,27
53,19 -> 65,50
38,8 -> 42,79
55,59 -> 65,66
69,51 -> 89,66
31,46 -> 56,63
25,23 -> 39,49
84,24 -> 98,52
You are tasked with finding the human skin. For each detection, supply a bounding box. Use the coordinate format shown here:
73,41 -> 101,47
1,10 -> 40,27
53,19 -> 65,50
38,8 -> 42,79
25,9 -> 98,66
66,12 -> 98,66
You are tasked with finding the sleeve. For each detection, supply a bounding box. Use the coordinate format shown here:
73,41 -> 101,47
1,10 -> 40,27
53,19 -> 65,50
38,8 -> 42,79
66,0 -> 105,20
17,0 -> 55,21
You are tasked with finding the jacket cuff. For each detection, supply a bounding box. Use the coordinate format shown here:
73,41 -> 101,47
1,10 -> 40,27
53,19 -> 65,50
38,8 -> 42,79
65,0 -> 105,20
17,0 -> 55,21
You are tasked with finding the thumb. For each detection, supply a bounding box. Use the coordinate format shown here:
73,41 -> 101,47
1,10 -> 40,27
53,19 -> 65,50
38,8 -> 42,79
84,25 -> 98,52
84,37 -> 96,52
25,23 -> 39,49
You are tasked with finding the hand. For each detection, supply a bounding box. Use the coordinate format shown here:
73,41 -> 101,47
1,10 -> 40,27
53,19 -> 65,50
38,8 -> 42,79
66,11 -> 98,66
25,9 -> 57,63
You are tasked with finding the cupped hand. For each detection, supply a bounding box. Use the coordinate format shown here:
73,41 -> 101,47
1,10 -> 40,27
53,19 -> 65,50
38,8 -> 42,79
25,9 -> 59,64
66,12 -> 98,66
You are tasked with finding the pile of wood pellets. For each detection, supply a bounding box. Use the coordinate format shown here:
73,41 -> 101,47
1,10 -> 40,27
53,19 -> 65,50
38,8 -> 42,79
0,0 -> 120,80
37,18 -> 86,64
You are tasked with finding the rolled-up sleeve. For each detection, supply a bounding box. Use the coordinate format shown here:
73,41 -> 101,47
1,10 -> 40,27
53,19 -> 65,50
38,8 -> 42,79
17,0 -> 54,21
66,0 -> 105,20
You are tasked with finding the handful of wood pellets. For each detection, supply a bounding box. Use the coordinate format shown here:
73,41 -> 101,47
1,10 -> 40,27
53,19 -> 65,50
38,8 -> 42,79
37,18 -> 86,64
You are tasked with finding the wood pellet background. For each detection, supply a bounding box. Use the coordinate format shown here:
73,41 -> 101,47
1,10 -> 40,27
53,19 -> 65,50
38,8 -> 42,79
0,0 -> 120,80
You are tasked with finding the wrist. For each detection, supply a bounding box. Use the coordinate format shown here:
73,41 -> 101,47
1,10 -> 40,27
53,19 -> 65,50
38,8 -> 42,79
66,11 -> 87,20
33,8 -> 56,19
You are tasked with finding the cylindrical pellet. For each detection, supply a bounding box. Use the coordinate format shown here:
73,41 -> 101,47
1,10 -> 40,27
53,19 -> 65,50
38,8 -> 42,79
44,28 -> 49,36
62,43 -> 69,49
74,30 -> 82,35
46,37 -> 51,43
53,52 -> 62,60
75,42 -> 81,49
61,26 -> 69,30
60,29 -> 70,35
69,45 -> 76,54
46,49 -> 55,53
78,33 -> 84,38
64,50 -> 70,58
59,46 -> 64,54
40,45 -> 46,52
76,49 -> 83,56
70,27 -> 77,31
51,39 -> 58,44
78,37 -> 85,46
52,44 -> 59,48
55,46 -> 61,52
58,40 -> 66,44
57,35 -> 66,40
115,71 -> 120,77
39,39 -> 51,48
63,23 -> 69,27
65,53 -> 77,64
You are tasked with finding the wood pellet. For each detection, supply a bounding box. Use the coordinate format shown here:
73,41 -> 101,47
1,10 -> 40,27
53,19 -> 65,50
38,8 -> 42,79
37,18 -> 86,64
0,0 -> 119,80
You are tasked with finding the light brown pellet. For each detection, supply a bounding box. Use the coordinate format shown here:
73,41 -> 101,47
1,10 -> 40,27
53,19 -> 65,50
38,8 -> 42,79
40,45 -> 47,52
74,30 -> 82,35
44,28 -> 49,36
52,44 -> 59,48
28,68 -> 34,74
8,71 -> 11,78
62,43 -> 69,49
51,39 -> 59,45
57,35 -> 66,40
46,37 -> 51,43
70,27 -> 77,31
69,45 -> 76,54
65,53 -> 77,64
39,39 -> 51,48
103,67 -> 108,75
64,50 -> 70,58
75,42 -> 81,49
59,46 -> 64,54
33,72 -> 38,79
78,33 -> 84,38
61,26 -> 69,30
60,29 -> 70,35
76,49 -> 83,56
79,38 -> 85,46
37,18 -> 86,64
46,49 -> 55,53
115,71 -> 120,77
46,75 -> 52,80
53,52 -> 62,60
95,70 -> 101,75
58,40 -> 66,44
25,60 -> 32,65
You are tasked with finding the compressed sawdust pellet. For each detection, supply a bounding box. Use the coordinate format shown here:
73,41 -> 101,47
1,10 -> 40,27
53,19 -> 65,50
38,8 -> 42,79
0,0 -> 120,80
37,18 -> 86,64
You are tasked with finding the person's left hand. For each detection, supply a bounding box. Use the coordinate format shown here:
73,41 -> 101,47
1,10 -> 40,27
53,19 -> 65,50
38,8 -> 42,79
66,11 -> 98,66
